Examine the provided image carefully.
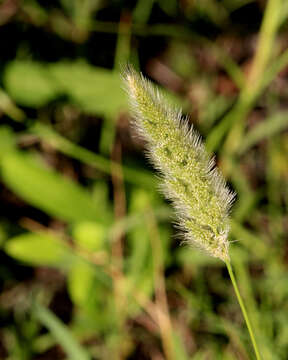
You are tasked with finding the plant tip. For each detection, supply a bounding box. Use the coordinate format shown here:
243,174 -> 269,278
123,65 -> 235,261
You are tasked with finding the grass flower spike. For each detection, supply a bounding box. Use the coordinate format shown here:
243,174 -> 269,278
124,66 -> 262,359
124,66 -> 235,262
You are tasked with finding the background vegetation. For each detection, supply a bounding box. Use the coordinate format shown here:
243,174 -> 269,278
0,0 -> 288,359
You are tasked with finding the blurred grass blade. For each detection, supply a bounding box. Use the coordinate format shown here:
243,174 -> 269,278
5,232 -> 73,267
67,259 -> 96,307
0,89 -> 25,122
30,123 -> 156,188
206,100 -> 249,153
259,47 -> 288,97
4,61 -> 59,107
4,60 -> 127,117
171,331 -> 189,360
50,61 -> 127,117
238,112 -> 288,154
33,303 -> 90,360
230,220 -> 267,259
1,151 -> 104,223
207,0 -> 282,154
114,13 -> 131,70
244,0 -> 282,96
133,0 -> 155,24
0,125 -> 17,159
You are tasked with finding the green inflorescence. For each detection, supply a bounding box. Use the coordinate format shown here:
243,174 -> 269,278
123,66 -> 235,261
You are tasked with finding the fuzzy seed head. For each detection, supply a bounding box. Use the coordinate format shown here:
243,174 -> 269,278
123,66 -> 235,261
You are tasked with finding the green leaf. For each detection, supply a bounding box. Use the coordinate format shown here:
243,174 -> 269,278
72,221 -> 106,252
238,111 -> 288,154
67,260 -> 96,307
4,61 -> 59,107
1,151 -> 103,223
171,331 -> 189,360
127,189 -> 154,277
4,60 -> 127,116
69,221 -> 108,307
0,125 -> 16,160
50,61 -> 127,117
3,60 -> 182,120
30,123 -> 156,189
33,303 -> 90,360
5,232 -> 72,267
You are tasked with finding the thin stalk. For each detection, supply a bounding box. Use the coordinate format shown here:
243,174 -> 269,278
146,209 -> 175,360
225,261 -> 261,360
206,0 -> 282,154
245,0 -> 281,95
113,11 -> 131,70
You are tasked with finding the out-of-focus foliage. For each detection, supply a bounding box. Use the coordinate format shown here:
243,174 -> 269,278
4,61 -> 126,117
0,0 -> 288,359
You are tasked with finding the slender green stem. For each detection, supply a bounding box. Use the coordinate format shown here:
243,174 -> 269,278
225,261 -> 261,360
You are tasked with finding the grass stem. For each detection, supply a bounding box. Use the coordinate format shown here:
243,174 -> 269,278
225,261 -> 261,360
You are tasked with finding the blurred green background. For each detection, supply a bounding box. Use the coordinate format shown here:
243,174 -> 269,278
0,0 -> 288,359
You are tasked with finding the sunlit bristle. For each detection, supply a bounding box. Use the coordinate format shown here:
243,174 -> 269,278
123,66 -> 235,261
